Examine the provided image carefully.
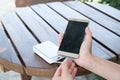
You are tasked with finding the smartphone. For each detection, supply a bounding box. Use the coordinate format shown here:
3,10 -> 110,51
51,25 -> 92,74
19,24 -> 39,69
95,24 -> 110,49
58,19 -> 89,58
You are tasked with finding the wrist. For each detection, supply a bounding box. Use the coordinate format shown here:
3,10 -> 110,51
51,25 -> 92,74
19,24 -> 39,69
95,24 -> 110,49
79,53 -> 94,68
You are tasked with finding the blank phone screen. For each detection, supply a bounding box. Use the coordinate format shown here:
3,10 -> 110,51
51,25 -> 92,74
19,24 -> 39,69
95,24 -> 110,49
59,20 -> 88,54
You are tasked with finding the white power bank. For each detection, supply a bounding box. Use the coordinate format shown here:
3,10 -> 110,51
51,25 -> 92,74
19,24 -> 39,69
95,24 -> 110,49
33,41 -> 64,64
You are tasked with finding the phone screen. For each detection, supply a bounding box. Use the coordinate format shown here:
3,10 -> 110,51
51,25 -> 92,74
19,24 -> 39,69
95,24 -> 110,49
59,20 -> 88,54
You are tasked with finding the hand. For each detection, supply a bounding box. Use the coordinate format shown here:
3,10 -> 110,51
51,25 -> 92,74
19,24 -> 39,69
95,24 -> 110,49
74,27 -> 92,67
58,27 -> 92,67
52,59 -> 77,80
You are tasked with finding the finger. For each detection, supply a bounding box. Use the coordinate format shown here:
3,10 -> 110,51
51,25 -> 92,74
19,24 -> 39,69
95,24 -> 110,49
62,59 -> 75,74
62,59 -> 72,68
61,59 -> 74,80
83,27 -> 92,52
69,62 -> 75,73
53,59 -> 71,77
61,60 -> 70,74
84,27 -> 92,44
72,67 -> 77,78
58,33 -> 64,46
61,61 -> 73,80
67,59 -> 73,69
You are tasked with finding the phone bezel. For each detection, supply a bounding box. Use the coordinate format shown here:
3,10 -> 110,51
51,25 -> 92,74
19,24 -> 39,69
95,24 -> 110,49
58,19 -> 89,58
58,51 -> 79,58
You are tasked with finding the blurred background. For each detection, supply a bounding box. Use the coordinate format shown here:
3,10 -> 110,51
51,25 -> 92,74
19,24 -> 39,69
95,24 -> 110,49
15,0 -> 120,10
0,0 -> 120,19
79,0 -> 120,10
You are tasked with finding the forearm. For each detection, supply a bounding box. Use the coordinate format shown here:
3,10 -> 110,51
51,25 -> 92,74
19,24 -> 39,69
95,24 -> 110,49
82,54 -> 120,80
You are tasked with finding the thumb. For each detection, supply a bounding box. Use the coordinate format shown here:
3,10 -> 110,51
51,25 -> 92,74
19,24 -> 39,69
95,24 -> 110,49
61,60 -> 73,80
83,27 -> 92,52
62,60 -> 70,75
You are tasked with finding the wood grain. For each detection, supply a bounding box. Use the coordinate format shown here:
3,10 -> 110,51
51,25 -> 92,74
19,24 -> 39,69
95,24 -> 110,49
16,7 -> 58,45
1,12 -> 57,77
85,2 -> 120,22
0,26 -> 23,73
64,1 -> 120,36
31,4 -> 68,33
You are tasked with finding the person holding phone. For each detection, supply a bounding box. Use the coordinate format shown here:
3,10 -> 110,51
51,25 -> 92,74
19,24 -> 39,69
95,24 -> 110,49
58,19 -> 89,58
53,27 -> 120,80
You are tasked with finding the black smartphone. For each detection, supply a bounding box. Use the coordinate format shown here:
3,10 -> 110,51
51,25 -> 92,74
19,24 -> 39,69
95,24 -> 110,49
58,19 -> 89,58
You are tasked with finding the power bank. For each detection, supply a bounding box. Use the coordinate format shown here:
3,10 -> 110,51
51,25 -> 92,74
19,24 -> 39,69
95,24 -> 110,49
33,41 -> 64,64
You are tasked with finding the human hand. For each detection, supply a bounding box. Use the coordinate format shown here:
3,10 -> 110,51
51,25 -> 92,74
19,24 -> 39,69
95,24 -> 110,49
58,27 -> 92,67
52,59 -> 77,80
74,27 -> 92,67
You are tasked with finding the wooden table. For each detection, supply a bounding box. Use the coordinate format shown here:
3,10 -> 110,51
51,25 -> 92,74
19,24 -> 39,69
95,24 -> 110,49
0,1 -> 120,80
